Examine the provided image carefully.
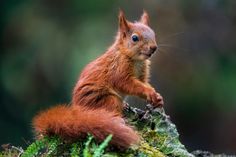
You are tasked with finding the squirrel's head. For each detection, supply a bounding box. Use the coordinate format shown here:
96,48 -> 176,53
117,10 -> 157,61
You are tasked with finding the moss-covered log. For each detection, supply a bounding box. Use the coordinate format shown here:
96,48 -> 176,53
0,104 -> 233,157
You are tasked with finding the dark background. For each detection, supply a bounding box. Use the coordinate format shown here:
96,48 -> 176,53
1,0 -> 236,154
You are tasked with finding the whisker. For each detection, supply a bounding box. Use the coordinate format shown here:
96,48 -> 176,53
158,44 -> 191,52
158,44 -> 173,47
157,48 -> 165,54
159,32 -> 185,42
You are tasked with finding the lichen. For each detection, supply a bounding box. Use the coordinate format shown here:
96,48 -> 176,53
2,103 -> 226,157
124,104 -> 194,157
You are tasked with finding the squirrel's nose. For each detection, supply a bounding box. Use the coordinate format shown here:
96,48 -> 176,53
149,45 -> 157,53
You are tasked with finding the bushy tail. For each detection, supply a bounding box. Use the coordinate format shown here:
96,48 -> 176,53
33,105 -> 139,148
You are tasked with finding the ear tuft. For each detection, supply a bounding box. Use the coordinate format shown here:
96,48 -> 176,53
140,10 -> 150,26
118,9 -> 130,37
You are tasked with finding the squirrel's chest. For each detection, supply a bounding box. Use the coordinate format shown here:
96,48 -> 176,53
133,61 -> 145,79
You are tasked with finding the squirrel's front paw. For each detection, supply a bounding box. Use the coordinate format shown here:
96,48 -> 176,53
146,89 -> 164,107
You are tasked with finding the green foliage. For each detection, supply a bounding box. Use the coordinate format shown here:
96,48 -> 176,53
82,134 -> 113,157
46,136 -> 61,156
93,134 -> 112,157
21,136 -> 61,157
21,138 -> 47,157
83,135 -> 93,157
15,134 -> 112,157
2,105 -> 232,157
70,143 -> 80,157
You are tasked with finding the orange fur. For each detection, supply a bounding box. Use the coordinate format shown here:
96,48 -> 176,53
33,105 -> 139,148
33,10 -> 164,149
72,10 -> 163,111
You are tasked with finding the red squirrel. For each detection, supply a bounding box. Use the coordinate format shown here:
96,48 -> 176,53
33,10 -> 164,149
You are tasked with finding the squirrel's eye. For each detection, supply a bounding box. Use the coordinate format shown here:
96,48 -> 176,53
131,34 -> 139,42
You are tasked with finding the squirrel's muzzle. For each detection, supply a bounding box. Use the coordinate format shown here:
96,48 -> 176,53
149,45 -> 157,54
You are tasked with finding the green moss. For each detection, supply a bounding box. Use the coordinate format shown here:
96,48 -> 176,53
0,145 -> 23,157
139,141 -> 165,157
70,143 -> 80,157
1,104 -> 198,157
124,104 -> 194,157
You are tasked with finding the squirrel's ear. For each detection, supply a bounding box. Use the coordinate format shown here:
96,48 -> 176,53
119,10 -> 130,38
140,10 -> 150,26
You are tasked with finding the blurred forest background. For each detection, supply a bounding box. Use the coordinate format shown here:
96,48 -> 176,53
1,0 -> 236,154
